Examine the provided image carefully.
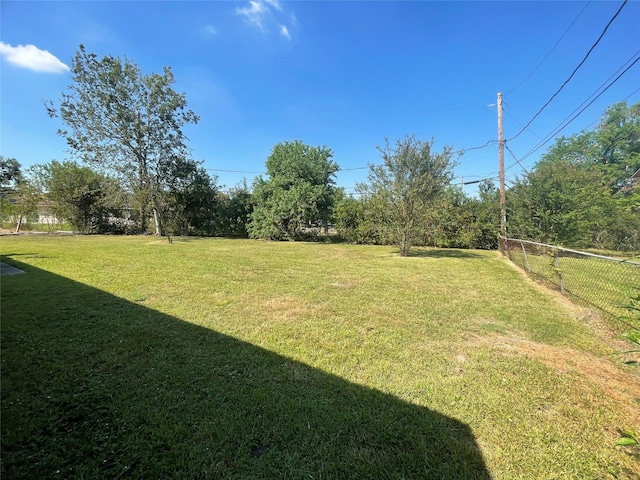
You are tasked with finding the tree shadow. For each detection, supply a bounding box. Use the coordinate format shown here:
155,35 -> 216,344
406,248 -> 486,259
1,258 -> 492,479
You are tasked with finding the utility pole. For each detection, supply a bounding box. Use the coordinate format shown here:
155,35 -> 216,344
497,92 -> 506,252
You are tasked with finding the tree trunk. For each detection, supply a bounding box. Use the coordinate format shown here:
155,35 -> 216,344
152,206 -> 162,236
149,187 -> 171,243
15,215 -> 22,233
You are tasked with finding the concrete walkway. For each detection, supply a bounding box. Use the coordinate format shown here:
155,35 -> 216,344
1,262 -> 25,276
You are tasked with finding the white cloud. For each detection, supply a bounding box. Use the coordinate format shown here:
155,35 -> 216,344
0,42 -> 69,74
236,0 -> 295,38
279,25 -> 291,40
264,0 -> 282,11
236,1 -> 268,30
204,25 -> 217,35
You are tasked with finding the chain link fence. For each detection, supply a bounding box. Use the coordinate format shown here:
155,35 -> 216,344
501,237 -> 640,318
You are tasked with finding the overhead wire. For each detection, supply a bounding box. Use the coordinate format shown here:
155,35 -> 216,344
503,100 -> 542,139
332,139 -> 499,174
507,0 -> 628,142
580,85 -> 640,131
505,1 -> 592,96
516,52 -> 640,163
205,168 -> 265,174
504,144 -> 529,174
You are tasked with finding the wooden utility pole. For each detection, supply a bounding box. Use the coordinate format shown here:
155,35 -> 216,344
498,92 -> 506,252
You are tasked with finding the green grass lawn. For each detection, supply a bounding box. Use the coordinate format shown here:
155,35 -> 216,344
1,236 -> 639,479
506,247 -> 640,318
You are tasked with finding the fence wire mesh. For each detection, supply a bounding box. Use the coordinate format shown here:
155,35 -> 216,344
502,237 -> 640,319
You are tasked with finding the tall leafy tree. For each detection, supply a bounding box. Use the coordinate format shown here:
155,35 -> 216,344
1,156 -> 23,225
358,135 -> 456,256
46,45 -> 199,236
1,156 -> 22,193
507,101 -> 640,250
507,159 -> 613,247
249,140 -> 338,240
594,101 -> 640,189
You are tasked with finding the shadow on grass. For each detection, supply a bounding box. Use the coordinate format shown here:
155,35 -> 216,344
407,248 -> 486,259
1,258 -> 491,479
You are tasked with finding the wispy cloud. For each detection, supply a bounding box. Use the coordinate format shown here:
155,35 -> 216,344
204,25 -> 217,36
264,0 -> 282,11
0,42 -> 69,74
279,25 -> 291,40
236,0 -> 296,38
236,1 -> 268,31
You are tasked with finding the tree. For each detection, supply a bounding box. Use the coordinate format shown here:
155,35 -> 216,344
1,156 -> 23,226
333,194 -> 384,244
249,140 -> 338,240
594,101 -> 640,190
162,161 -> 219,236
507,101 -> 640,251
215,181 -> 254,238
33,160 -> 119,233
1,156 -> 22,193
11,179 -> 41,233
358,135 -> 456,256
0,157 -> 40,232
46,45 -> 199,236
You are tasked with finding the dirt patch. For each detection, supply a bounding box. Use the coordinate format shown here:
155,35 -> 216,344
467,331 -> 640,419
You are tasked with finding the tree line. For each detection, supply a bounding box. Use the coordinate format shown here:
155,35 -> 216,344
1,46 -> 638,255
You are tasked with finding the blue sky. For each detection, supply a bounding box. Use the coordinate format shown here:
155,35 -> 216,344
1,1 -> 638,195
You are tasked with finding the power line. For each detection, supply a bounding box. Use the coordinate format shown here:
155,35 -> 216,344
334,140 -> 498,173
205,168 -> 265,174
338,166 -> 370,171
517,53 -> 640,163
507,0 -> 628,142
503,100 -> 542,139
504,144 -> 529,174
581,85 -> 640,131
505,1 -> 592,96
452,140 -> 498,155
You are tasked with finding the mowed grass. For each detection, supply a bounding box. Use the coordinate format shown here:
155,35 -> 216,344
1,236 -> 639,479
507,248 -> 640,319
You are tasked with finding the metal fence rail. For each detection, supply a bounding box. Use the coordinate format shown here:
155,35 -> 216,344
501,237 -> 640,319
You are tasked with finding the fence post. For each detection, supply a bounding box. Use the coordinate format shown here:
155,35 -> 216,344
500,236 -> 508,256
520,241 -> 530,272
553,249 -> 565,294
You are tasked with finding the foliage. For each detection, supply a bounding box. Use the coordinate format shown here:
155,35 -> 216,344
46,45 -> 199,236
508,160 -> 613,246
507,101 -> 640,251
423,186 -> 498,249
0,156 -> 23,226
333,195 -> 384,244
0,156 -> 22,192
249,140 -> 338,240
1,164 -> 41,231
215,181 -> 254,238
358,135 -> 456,256
31,160 -> 121,234
161,161 -> 218,236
